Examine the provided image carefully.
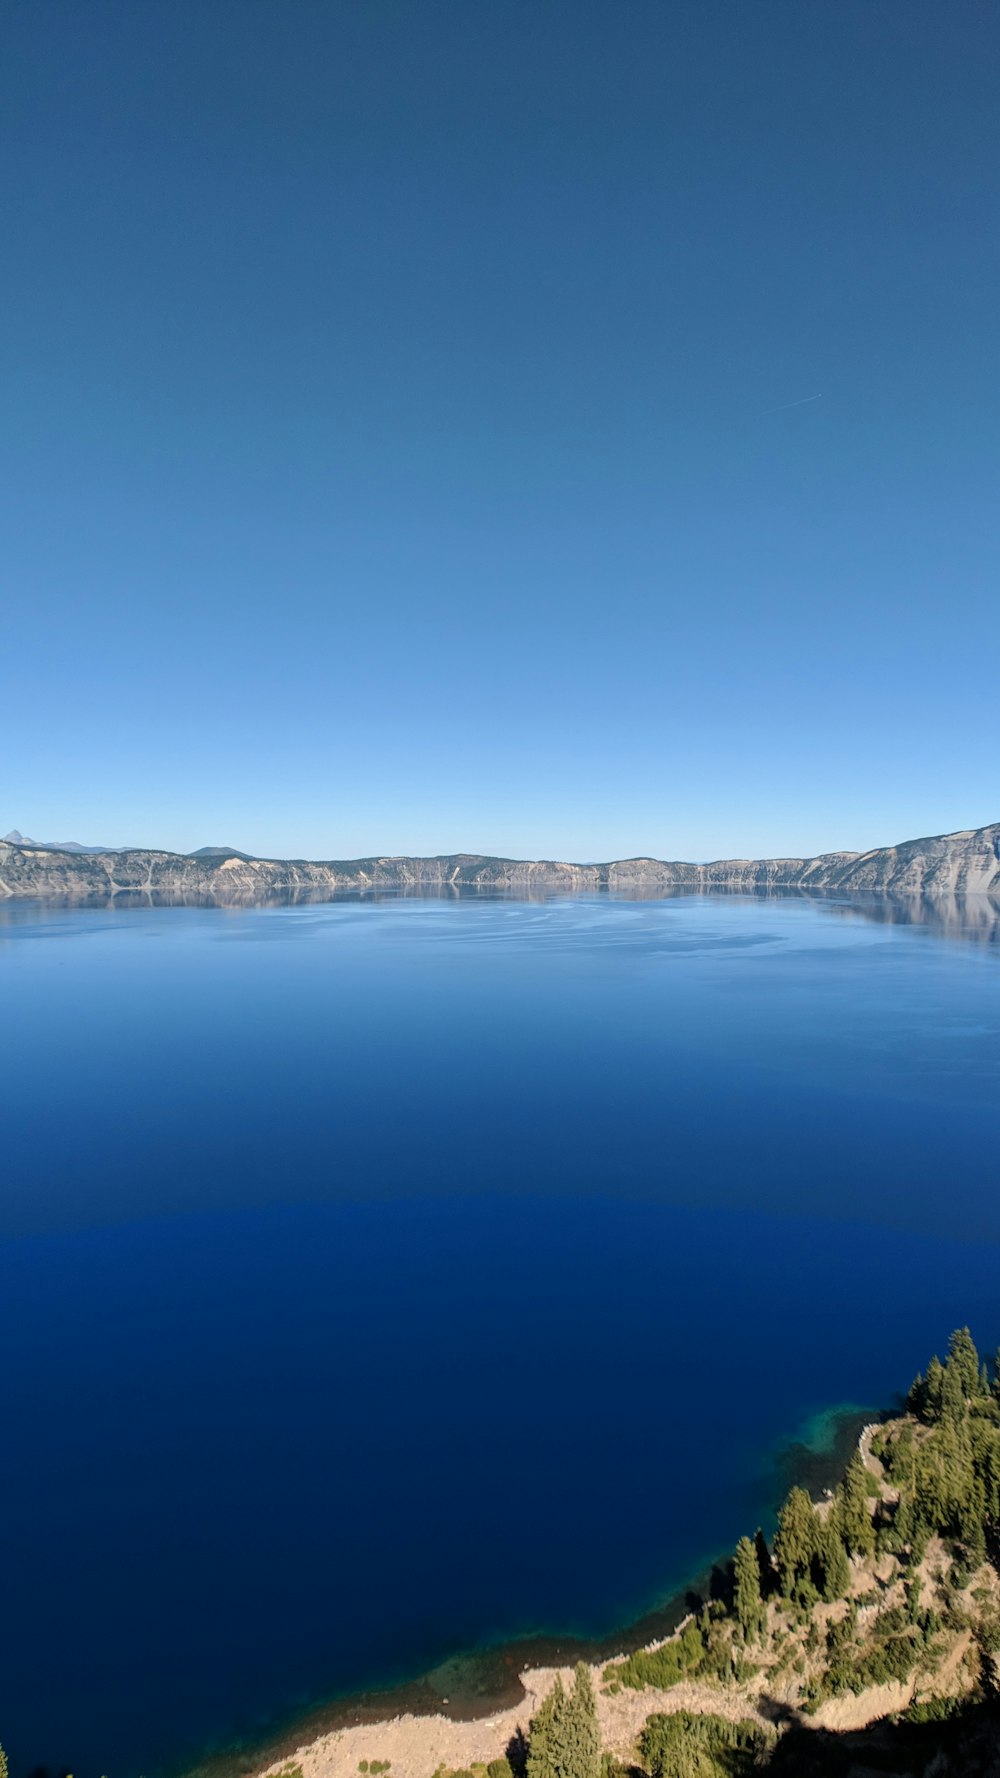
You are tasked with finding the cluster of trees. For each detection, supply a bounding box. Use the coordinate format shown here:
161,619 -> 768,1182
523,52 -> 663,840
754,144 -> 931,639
742,1328 -> 1000,1633
766,1328 -> 1000,1705
607,1449 -> 878,1694
729,1442 -> 875,1631
527,1663 -> 601,1778
608,1443 -> 885,1699
816,1589 -> 941,1701
639,1710 -> 772,1778
888,1327 -> 1000,1562
767,1449 -> 873,1613
604,1328 -> 1000,1709
906,1327 -> 989,1423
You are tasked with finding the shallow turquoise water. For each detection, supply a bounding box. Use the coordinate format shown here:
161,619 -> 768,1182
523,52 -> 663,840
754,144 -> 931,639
0,892 -> 998,1775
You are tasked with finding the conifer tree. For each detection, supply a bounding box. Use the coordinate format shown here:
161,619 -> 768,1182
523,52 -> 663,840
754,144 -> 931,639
984,1440 -> 1000,1520
924,1355 -> 945,1422
957,1473 -> 988,1562
733,1535 -> 763,1641
566,1662 -> 601,1778
992,1349 -> 1000,1404
948,1327 -> 979,1399
906,1370 -> 925,1416
840,1451 -> 875,1557
753,1527 -> 774,1599
528,1669 -> 601,1778
980,1361 -> 992,1398
817,1517 -> 851,1602
527,1675 -> 566,1778
941,1357 -> 965,1426
773,1487 -> 817,1602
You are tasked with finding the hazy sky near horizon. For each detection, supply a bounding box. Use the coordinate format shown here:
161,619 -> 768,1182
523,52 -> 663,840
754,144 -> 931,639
3,1 -> 998,862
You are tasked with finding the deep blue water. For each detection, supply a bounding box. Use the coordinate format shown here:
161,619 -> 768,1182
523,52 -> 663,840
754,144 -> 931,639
1,892 -> 998,1777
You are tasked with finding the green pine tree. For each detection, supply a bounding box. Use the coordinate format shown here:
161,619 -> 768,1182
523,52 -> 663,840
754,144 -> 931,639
773,1487 -> 817,1602
733,1535 -> 763,1641
941,1357 -> 966,1426
906,1370 -> 925,1416
947,1327 -> 979,1399
957,1472 -> 988,1561
983,1436 -> 1000,1514
817,1516 -> 851,1602
529,1668 -> 601,1778
924,1355 -> 945,1422
527,1676 -> 566,1778
566,1662 -> 601,1778
840,1451 -> 875,1557
753,1527 -> 773,1599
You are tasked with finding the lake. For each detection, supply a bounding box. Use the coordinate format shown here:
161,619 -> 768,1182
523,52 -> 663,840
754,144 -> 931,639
1,891 -> 998,1777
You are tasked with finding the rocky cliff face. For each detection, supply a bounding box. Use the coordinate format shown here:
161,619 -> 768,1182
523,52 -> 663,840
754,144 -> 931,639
0,822 -> 997,904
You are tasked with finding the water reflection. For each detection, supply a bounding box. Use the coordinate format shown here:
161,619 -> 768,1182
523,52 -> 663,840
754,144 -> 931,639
819,892 -> 1000,945
1,887 -> 997,944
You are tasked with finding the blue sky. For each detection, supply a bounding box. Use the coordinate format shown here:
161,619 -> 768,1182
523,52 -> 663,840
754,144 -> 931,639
3,1 -> 997,862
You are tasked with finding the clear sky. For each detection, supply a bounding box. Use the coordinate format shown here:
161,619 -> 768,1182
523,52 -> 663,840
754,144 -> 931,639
3,1 -> 997,863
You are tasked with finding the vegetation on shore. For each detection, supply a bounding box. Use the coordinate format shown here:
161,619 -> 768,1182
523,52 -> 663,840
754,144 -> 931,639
517,1326 -> 1000,1777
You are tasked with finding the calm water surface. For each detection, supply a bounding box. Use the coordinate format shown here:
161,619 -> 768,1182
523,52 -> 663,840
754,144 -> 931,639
1,893 -> 998,1776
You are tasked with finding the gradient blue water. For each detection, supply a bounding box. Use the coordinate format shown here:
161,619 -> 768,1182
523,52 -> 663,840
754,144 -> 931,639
1,894 -> 998,1776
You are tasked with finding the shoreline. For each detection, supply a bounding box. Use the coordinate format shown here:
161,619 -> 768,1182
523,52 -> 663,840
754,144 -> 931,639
182,1404 -> 873,1778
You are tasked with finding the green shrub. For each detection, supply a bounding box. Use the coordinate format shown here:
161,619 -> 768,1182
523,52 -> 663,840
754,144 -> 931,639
903,1694 -> 967,1724
605,1619 -> 704,1690
640,1710 -> 773,1778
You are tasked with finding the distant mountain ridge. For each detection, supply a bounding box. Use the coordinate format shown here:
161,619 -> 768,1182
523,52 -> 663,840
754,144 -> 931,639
2,828 -> 123,854
1,821 -> 998,903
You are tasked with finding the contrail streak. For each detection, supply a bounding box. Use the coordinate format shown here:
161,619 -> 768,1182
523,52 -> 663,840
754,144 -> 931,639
767,393 -> 823,413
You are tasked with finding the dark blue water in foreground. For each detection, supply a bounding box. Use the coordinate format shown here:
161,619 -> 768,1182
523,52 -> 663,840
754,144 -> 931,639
1,892 -> 999,1776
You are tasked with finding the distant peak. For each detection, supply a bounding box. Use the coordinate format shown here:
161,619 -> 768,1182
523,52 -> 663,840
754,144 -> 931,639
188,846 -> 253,861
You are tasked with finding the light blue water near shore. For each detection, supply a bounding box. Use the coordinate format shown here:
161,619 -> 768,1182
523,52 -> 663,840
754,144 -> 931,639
1,892 -> 998,1776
